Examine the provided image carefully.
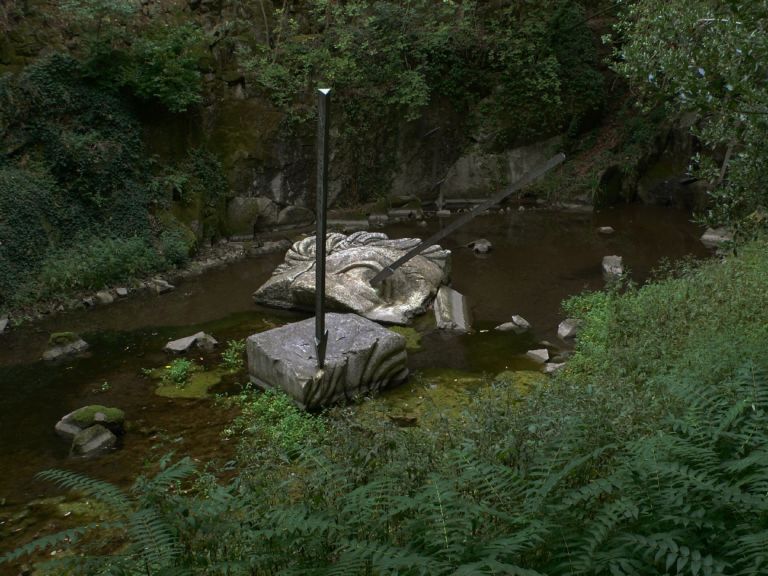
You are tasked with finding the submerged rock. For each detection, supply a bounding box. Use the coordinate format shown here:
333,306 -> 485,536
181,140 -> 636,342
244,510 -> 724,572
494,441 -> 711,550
602,255 -> 624,280
95,290 -> 114,305
467,238 -> 493,254
496,315 -> 530,334
247,313 -> 409,409
700,227 -> 733,249
543,362 -> 566,375
254,231 -> 450,325
434,286 -> 472,332
151,278 -> 175,295
388,207 -> 422,221
43,333 -> 89,361
598,226 -> 615,235
70,425 -> 116,457
368,213 -> 389,227
164,332 -> 219,354
525,348 -> 549,364
557,318 -> 583,341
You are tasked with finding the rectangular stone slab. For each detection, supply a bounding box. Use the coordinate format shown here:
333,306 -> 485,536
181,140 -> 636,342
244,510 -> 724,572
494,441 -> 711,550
247,313 -> 408,409
434,286 -> 472,332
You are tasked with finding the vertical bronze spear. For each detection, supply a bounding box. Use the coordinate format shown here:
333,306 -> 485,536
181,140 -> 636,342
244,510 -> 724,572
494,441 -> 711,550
315,88 -> 331,368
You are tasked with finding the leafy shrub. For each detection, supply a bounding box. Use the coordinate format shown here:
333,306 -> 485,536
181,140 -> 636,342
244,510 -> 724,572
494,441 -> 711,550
122,23 -> 204,113
226,388 -> 325,457
38,236 -> 164,295
0,55 -> 209,310
61,0 -> 204,112
161,358 -> 198,389
220,339 -> 245,373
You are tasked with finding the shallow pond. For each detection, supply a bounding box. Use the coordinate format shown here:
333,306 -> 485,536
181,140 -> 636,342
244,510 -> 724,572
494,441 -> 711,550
0,204 -> 709,558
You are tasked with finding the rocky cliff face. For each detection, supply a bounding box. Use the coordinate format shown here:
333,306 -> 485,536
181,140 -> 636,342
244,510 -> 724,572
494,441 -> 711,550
0,0 -> 613,238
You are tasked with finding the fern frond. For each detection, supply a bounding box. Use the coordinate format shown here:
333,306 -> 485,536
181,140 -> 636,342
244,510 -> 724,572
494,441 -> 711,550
126,508 -> 180,567
0,522 -> 111,563
36,469 -> 131,515
141,456 -> 197,493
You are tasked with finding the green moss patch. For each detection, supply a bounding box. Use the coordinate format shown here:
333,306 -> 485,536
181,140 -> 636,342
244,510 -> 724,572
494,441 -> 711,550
71,405 -> 125,425
389,326 -> 422,351
49,332 -> 80,346
155,369 -> 223,399
491,370 -> 547,395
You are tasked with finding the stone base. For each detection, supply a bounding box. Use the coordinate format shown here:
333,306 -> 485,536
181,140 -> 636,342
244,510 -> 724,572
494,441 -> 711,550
247,313 -> 409,409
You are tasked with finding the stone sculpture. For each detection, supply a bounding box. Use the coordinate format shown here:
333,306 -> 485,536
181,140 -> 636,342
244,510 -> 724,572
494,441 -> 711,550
254,231 -> 450,325
247,313 -> 409,409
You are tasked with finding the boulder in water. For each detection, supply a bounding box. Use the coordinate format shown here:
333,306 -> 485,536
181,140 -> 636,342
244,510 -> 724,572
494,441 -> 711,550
496,315 -> 530,334
55,405 -> 125,441
95,290 -> 114,305
164,332 -> 218,354
557,318 -> 583,341
467,238 -> 492,254
700,227 -> 733,249
602,255 -> 624,280
70,424 -> 116,457
525,348 -> 549,364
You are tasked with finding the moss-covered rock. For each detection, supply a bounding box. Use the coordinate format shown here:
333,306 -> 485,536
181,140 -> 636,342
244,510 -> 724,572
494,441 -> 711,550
48,332 -> 80,346
70,405 -> 125,426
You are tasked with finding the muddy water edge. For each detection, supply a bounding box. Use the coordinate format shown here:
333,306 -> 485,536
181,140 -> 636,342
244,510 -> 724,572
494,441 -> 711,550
0,205 -> 710,562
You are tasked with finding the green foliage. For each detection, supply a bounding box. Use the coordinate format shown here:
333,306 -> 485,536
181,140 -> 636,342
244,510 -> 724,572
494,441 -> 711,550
123,24 -> 204,113
0,54 -> 206,310
159,148 -> 229,243
238,0 -> 603,201
161,358 -> 199,389
60,0 -> 204,112
0,458 -> 196,573
220,339 -> 245,373
612,0 -> 768,236
39,236 -> 165,295
226,388 -> 325,458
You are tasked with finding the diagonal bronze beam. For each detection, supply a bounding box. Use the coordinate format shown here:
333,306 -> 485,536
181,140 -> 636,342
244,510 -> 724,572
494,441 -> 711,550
369,152 -> 566,286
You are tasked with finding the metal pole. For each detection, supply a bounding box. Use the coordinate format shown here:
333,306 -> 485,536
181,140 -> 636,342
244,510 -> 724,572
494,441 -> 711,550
315,88 -> 331,369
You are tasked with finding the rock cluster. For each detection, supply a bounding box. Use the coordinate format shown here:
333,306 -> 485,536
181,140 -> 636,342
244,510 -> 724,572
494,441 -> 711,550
55,405 -> 125,457
43,332 -> 89,362
495,315 -> 530,334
